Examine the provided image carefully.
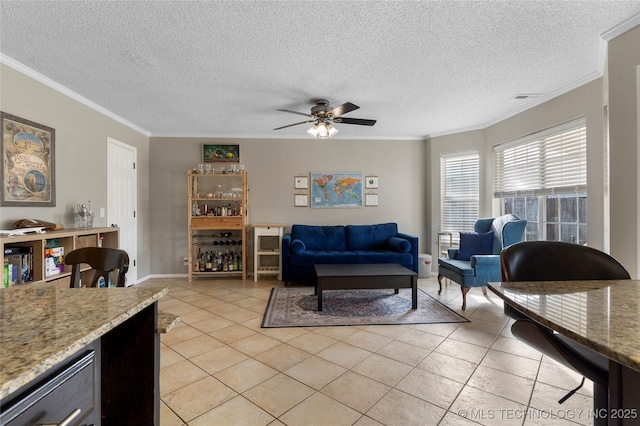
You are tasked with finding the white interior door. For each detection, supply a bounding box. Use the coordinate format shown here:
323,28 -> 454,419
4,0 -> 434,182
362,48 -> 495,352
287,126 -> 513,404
107,138 -> 138,285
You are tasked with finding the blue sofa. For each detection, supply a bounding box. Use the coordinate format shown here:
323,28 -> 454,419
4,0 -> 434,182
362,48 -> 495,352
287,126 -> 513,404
437,214 -> 526,310
282,223 -> 418,284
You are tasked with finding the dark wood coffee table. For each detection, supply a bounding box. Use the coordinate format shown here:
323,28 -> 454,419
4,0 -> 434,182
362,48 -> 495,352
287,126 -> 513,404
314,263 -> 418,311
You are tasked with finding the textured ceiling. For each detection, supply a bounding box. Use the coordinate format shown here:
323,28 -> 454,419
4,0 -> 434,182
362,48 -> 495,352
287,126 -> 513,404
1,1 -> 639,140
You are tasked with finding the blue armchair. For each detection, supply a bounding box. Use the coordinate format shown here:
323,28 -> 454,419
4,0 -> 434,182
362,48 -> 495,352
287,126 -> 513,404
437,214 -> 526,310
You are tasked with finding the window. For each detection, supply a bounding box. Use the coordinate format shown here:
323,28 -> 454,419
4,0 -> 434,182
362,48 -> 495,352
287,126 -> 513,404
493,118 -> 587,243
440,152 -> 479,246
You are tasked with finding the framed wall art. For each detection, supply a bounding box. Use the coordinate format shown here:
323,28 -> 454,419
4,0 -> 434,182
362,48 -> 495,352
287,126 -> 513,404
365,175 -> 379,189
310,172 -> 363,208
294,175 -> 308,189
365,193 -> 378,206
294,193 -> 308,207
1,112 -> 56,207
202,144 -> 240,163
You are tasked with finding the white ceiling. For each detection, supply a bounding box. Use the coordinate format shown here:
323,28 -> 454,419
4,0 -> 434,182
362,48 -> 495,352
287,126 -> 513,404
1,1 -> 639,140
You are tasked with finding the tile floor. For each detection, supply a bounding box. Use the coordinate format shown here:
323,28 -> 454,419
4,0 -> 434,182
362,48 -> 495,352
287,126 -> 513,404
138,276 -> 595,426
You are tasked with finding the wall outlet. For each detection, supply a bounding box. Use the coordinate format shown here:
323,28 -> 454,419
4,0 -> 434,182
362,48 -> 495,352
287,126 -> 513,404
183,257 -> 189,266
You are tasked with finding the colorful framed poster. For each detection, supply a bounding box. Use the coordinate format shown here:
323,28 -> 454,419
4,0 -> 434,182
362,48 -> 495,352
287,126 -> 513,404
1,112 -> 56,206
202,144 -> 240,163
310,172 -> 363,208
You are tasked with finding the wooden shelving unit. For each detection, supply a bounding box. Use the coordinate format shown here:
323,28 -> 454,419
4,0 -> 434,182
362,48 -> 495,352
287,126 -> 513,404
1,227 -> 120,287
187,170 -> 248,281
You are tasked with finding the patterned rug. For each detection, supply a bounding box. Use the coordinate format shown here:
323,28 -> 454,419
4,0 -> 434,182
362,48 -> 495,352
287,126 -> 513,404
261,287 -> 469,328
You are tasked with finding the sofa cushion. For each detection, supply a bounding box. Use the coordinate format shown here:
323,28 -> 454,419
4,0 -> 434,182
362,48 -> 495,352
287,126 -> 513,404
289,250 -> 413,268
346,223 -> 398,250
290,239 -> 306,254
388,236 -> 411,253
456,231 -> 494,261
291,225 -> 347,251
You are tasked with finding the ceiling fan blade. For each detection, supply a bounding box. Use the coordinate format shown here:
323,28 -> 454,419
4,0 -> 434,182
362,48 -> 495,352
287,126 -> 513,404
273,120 -> 314,130
277,109 -> 313,118
328,102 -> 359,117
335,117 -> 376,126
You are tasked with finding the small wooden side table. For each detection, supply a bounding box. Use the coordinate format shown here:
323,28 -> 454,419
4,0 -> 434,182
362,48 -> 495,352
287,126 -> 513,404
253,224 -> 285,282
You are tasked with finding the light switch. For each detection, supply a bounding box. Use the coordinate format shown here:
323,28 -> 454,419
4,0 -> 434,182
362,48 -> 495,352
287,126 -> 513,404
100,207 -> 105,218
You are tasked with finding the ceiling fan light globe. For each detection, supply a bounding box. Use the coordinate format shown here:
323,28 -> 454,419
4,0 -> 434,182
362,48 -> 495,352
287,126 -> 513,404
307,125 -> 319,137
327,124 -> 338,137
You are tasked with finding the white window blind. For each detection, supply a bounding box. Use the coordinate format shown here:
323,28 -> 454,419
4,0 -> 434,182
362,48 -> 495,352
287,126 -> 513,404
440,152 -> 479,242
493,118 -> 587,198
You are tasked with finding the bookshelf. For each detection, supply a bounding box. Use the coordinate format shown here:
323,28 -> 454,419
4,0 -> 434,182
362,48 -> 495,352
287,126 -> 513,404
2,227 -> 119,287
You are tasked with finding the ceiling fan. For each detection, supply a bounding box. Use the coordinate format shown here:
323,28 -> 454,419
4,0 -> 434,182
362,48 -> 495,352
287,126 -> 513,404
274,99 -> 376,138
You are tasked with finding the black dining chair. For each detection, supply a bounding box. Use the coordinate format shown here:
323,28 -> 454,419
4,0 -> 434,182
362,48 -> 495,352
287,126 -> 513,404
65,247 -> 129,288
500,241 -> 630,422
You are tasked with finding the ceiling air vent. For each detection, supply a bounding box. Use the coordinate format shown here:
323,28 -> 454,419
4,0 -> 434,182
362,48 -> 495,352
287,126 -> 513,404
512,94 -> 543,100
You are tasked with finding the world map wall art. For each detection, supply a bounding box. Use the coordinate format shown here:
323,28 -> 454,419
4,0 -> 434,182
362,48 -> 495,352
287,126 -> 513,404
310,172 -> 363,208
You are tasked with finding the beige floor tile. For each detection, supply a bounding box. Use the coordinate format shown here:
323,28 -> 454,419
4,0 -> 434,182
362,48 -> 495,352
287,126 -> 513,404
468,365 -> 535,405
375,340 -> 430,366
395,367 -> 464,409
312,325 -> 362,340
243,373 -> 315,417
229,332 -> 281,357
439,411 -> 485,426
362,324 -> 411,339
536,361 -> 593,396
523,408 -> 593,426
491,336 -> 543,360
159,360 -> 209,396
190,345 -> 249,374
159,401 -> 184,426
417,350 -> 478,384
480,349 -> 541,381
159,299 -> 201,316
190,315 -> 235,333
287,331 -> 339,354
160,324 -> 204,346
366,388 -> 446,426
450,386 -> 527,426
528,382 -> 593,426
189,395 -> 275,426
259,326 -> 309,342
162,376 -> 237,422
254,342 -> 312,371
176,308 -> 219,325
214,358 -> 278,393
352,416 -> 385,426
352,354 -> 412,387
411,322 -> 460,338
434,338 -> 490,364
449,326 -> 499,348
321,371 -> 391,413
208,323 -> 256,343
394,328 -> 445,351
170,333 -> 224,358
284,356 -> 347,390
279,392 -> 362,426
343,330 -> 393,352
160,346 -> 185,369
223,306 -> 264,323
317,341 -> 372,369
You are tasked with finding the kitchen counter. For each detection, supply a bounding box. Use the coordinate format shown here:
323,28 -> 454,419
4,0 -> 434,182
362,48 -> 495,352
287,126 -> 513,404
0,285 -> 168,400
487,279 -> 640,372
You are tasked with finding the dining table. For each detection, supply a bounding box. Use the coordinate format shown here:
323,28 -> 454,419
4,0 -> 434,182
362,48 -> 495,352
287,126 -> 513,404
488,279 -> 640,426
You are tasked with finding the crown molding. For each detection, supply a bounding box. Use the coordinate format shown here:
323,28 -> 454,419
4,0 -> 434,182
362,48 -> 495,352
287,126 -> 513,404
0,53 -> 151,137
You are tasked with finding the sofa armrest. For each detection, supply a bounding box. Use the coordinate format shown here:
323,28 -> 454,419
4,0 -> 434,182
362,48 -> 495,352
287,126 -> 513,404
470,254 -> 500,267
397,232 -> 419,273
281,234 -> 292,281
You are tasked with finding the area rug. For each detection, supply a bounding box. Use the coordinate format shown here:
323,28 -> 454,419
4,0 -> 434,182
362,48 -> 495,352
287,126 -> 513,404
261,287 -> 469,328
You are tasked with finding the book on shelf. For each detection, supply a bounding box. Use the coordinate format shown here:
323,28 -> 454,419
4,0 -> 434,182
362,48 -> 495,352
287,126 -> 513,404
4,246 -> 33,285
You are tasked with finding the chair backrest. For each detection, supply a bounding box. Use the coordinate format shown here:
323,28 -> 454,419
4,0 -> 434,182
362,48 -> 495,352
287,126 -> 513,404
64,247 -> 129,288
501,241 -> 630,281
474,214 -> 527,254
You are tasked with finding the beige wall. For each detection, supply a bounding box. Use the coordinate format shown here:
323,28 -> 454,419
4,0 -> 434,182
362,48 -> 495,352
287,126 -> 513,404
608,25 -> 640,277
0,63 -> 152,278
149,137 -> 427,275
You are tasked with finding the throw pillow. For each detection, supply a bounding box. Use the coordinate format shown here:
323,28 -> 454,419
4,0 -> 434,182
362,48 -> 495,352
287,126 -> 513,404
388,237 -> 411,253
455,231 -> 494,261
290,239 -> 306,255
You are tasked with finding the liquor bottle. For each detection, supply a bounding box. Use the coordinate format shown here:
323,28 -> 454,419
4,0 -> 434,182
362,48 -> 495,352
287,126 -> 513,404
238,253 -> 242,271
205,252 -> 213,272
193,256 -> 199,272
199,253 -> 206,272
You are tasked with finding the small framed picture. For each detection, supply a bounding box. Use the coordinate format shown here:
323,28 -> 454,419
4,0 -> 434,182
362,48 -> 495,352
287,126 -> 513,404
294,194 -> 308,207
294,176 -> 308,189
365,176 -> 378,189
365,193 -> 378,206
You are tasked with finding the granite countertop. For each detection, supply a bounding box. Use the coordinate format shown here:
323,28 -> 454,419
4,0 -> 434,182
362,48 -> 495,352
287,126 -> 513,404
0,285 -> 168,399
488,279 -> 640,371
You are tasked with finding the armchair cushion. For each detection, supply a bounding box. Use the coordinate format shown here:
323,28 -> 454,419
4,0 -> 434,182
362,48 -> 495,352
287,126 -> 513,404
290,239 -> 306,255
455,231 -> 494,261
388,236 -> 411,253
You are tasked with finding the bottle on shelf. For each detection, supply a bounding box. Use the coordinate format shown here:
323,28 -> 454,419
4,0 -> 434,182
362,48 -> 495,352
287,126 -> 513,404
205,252 -> 212,272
